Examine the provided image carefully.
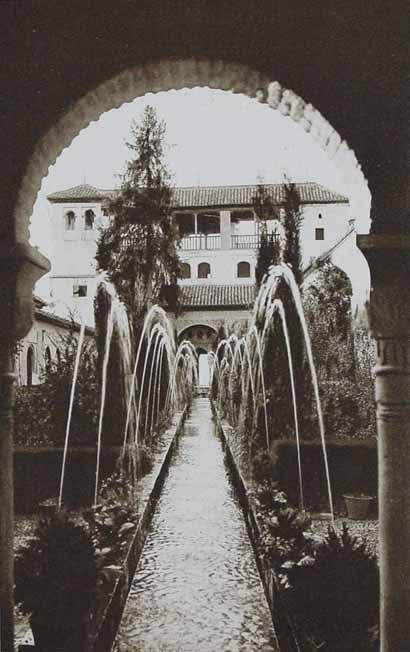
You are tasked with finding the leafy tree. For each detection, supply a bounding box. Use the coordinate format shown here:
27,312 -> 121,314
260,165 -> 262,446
303,261 -> 367,439
96,105 -> 180,341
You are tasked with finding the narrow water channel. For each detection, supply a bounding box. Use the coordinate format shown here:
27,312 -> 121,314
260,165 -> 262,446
114,397 -> 278,651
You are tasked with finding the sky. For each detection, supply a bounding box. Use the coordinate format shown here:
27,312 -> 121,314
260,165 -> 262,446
29,87 -> 353,258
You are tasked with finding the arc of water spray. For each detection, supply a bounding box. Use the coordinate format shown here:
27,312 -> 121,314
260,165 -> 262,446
165,341 -> 197,412
240,336 -> 257,411
150,339 -> 165,438
135,323 -> 168,445
249,325 -> 270,452
122,305 -> 173,461
94,301 -> 115,506
208,351 -> 219,387
268,264 -> 334,521
58,321 -> 86,510
144,332 -> 163,440
263,298 -> 304,511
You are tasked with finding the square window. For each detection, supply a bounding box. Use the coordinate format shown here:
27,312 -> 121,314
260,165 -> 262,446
315,227 -> 325,241
73,284 -> 87,297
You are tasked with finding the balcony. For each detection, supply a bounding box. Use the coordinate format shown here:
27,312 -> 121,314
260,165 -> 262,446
122,232 -> 279,252
179,234 -> 221,250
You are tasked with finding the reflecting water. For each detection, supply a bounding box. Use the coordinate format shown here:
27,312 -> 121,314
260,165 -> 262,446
114,398 -> 278,651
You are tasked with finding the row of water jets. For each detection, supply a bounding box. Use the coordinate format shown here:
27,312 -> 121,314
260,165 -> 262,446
58,276 -> 198,510
209,263 -> 334,522
58,263 -> 334,522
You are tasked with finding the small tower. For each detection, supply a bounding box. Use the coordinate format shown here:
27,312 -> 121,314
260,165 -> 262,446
47,184 -> 108,325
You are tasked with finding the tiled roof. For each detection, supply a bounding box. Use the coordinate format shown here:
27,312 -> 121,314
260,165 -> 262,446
47,184 -> 112,202
35,308 -> 95,336
179,284 -> 256,309
171,183 -> 348,208
47,182 -> 348,206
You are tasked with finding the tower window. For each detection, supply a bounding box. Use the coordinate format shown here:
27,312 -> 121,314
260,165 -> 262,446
84,209 -> 95,230
198,262 -> 211,279
73,283 -> 87,297
237,261 -> 251,278
180,262 -> 191,279
65,210 -> 76,231
315,227 -> 325,241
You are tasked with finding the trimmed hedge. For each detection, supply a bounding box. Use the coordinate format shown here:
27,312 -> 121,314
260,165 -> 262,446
272,438 -> 378,513
14,447 -> 121,513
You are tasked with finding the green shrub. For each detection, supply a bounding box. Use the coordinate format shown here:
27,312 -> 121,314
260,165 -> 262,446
83,472 -> 139,568
15,513 -> 99,631
284,524 -> 379,651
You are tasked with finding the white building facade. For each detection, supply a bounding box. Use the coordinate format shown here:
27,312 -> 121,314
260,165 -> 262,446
18,296 -> 94,386
43,182 -> 370,368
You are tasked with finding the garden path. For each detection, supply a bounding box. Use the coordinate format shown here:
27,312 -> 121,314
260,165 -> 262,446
114,397 -> 278,651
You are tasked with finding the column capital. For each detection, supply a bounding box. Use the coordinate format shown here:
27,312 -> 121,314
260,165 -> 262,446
357,234 -> 410,339
0,242 -> 50,340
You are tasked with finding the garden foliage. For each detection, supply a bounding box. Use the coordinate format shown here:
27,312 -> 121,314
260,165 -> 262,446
303,261 -> 376,439
14,329 -> 99,447
15,513 -> 99,630
249,483 -> 379,651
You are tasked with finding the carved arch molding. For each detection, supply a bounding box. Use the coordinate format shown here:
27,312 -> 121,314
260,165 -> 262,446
16,59 -> 369,243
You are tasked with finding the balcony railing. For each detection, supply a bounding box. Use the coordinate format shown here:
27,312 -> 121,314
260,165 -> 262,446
179,234 -> 221,250
231,233 -> 280,249
121,232 -> 279,252
231,234 -> 260,249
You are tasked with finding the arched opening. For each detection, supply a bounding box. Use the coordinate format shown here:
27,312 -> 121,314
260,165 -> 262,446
198,262 -> 211,279
65,210 -> 76,231
197,347 -> 210,386
178,324 -> 218,352
180,262 -> 191,279
237,261 -> 251,278
44,346 -> 52,370
26,347 -> 34,386
84,208 -> 95,230
15,59 -> 369,247
1,25 -> 406,649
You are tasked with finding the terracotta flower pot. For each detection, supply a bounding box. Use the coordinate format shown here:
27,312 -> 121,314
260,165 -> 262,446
343,494 -> 373,520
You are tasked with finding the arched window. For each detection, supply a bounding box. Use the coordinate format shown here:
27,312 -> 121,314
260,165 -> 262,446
237,261 -> 251,278
27,346 -> 34,386
65,210 -> 76,231
84,209 -> 95,230
180,262 -> 191,279
198,262 -> 211,279
45,346 -> 52,370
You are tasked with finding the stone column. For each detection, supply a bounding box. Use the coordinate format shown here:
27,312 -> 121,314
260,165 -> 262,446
358,234 -> 410,652
220,210 -> 231,250
0,242 -> 50,652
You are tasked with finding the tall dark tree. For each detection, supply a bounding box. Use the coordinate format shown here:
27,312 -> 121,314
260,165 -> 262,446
253,183 -> 281,287
96,106 -> 180,340
282,182 -> 303,284
254,182 -> 311,446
